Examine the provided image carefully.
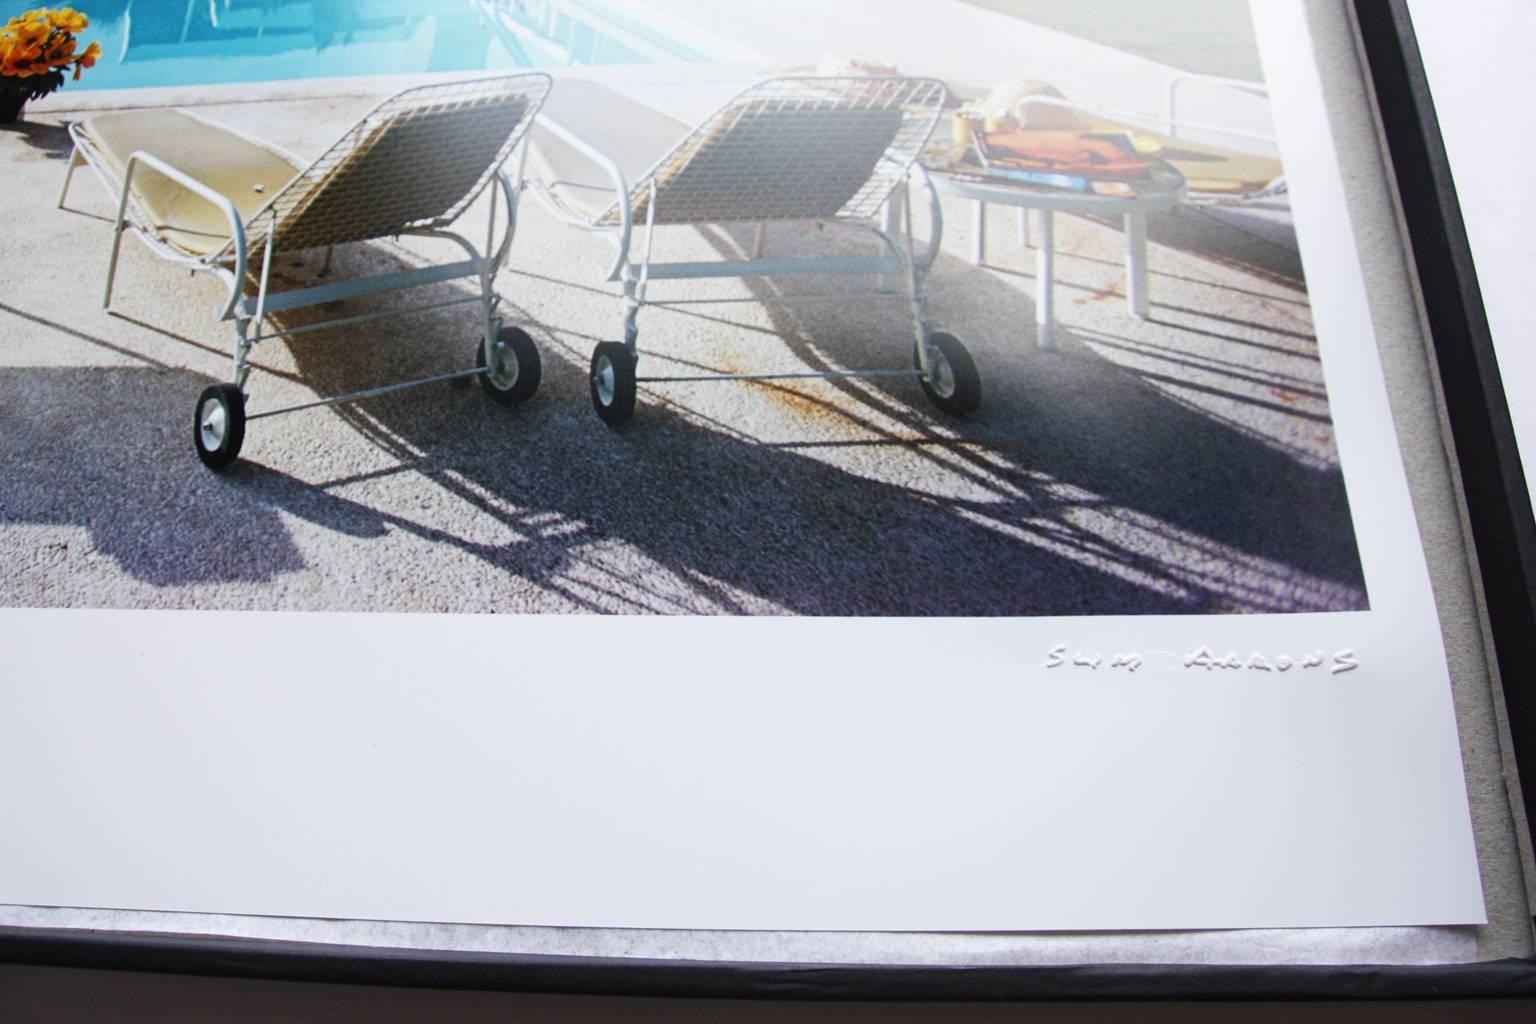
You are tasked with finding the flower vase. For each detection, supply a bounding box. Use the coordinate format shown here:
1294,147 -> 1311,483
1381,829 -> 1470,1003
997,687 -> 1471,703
0,93 -> 25,124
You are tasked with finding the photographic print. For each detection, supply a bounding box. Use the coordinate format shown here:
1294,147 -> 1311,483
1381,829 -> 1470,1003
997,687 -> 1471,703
2,0 -> 1366,617
0,1 -> 1485,935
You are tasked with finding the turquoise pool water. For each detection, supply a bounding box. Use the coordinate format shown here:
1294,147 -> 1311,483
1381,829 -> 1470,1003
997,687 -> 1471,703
68,0 -> 708,91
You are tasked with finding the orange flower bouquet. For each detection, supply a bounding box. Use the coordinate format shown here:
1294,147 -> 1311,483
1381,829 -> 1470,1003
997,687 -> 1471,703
1,7 -> 101,121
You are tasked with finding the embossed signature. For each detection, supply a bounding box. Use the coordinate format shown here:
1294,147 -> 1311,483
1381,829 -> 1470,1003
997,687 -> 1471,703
1045,644 -> 1359,675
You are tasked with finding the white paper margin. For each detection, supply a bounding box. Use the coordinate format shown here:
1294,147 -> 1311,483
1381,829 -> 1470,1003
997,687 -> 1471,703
0,0 -> 1486,931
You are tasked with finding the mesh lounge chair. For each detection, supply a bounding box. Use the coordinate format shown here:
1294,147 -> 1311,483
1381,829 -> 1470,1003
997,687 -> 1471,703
59,73 -> 552,469
523,75 -> 979,426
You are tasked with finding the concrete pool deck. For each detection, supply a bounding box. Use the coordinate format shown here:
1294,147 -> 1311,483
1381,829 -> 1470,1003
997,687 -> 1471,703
0,65 -> 1363,617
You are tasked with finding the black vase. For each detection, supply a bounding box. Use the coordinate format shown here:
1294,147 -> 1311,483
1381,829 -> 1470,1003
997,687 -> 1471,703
0,93 -> 25,124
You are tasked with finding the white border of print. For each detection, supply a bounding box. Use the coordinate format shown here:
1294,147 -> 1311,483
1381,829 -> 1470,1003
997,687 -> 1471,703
0,1 -> 1485,931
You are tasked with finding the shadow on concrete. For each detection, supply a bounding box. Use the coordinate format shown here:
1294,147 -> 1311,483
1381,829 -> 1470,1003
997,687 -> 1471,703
684,216 -> 1364,609
1,118 -> 75,162
3,210 -> 1367,614
0,366 -> 310,587
998,203 -> 1310,305
1145,203 -> 1306,288
276,220 -> 1364,615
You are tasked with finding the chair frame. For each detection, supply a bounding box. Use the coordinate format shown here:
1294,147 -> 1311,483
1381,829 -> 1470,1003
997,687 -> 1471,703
526,75 -> 980,426
59,72 -> 552,469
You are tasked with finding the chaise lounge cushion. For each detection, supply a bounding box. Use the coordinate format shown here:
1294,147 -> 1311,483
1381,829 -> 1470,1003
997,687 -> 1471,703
1132,135 -> 1284,195
527,78 -> 908,227
525,78 -> 695,224
81,109 -> 304,255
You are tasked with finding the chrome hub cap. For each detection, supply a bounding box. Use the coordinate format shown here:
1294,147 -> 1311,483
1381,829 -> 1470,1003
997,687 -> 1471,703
925,346 -> 956,398
488,341 -> 519,390
593,356 -> 616,406
199,400 -> 228,451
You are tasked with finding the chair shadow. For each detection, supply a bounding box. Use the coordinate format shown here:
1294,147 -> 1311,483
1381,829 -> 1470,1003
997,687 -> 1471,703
0,366 -> 323,589
667,215 -> 1367,607
257,222 -> 1366,616
6,213 -> 1366,615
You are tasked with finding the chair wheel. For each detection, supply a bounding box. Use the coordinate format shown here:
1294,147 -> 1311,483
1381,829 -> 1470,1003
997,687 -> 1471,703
916,331 -> 981,415
193,383 -> 246,471
590,342 -> 637,426
478,325 -> 541,406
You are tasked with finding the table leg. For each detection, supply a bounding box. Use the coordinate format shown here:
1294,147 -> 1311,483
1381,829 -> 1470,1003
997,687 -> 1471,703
1037,209 -> 1055,351
1019,206 -> 1030,249
879,186 -> 903,292
972,199 -> 986,265
1125,211 -> 1149,318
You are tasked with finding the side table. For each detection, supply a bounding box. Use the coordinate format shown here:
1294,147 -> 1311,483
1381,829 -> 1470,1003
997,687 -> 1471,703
927,165 -> 1186,350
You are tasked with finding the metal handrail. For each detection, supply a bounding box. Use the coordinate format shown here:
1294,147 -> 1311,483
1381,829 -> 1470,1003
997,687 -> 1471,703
532,115 -> 634,282
1166,71 -> 1269,139
1016,94 -> 1275,147
109,152 -> 248,320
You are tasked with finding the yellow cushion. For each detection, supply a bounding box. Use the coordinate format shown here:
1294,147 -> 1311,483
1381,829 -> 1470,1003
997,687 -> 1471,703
83,109 -> 304,255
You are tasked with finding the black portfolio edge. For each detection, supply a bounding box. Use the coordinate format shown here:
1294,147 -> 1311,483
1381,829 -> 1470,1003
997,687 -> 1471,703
5,0 -> 1535,1001
1351,1 -> 1536,866
1,926 -> 1536,1002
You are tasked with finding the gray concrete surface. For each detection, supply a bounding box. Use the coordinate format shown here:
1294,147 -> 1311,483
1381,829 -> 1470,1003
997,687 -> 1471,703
0,87 -> 1361,616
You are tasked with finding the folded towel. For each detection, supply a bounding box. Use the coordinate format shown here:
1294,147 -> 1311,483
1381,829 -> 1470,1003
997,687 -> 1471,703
978,130 -> 1150,179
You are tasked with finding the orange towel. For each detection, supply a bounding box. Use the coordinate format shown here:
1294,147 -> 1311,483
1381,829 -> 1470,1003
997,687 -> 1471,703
980,130 -> 1150,179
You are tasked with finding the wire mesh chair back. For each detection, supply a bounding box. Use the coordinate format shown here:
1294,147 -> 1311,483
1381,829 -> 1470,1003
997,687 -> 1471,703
599,76 -> 947,227
244,73 -> 551,255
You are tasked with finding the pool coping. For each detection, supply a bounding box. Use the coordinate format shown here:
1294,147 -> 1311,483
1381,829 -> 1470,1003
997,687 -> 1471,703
29,61 -> 779,115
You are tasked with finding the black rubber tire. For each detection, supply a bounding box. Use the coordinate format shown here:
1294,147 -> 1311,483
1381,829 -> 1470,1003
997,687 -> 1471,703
477,325 -> 542,406
916,331 -> 981,416
589,342 -> 637,427
193,383 -> 246,471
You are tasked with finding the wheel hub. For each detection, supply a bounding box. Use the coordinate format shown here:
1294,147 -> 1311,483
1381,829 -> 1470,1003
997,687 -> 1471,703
593,356 -> 615,406
199,401 -> 227,450
925,346 -> 956,398
487,340 -> 519,389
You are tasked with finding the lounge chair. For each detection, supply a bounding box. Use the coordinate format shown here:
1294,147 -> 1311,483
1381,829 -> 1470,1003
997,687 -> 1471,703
59,73 -> 552,469
522,75 -> 979,426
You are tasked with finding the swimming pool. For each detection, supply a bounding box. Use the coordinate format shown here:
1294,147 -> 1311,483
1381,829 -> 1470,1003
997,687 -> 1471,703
69,0 -> 713,91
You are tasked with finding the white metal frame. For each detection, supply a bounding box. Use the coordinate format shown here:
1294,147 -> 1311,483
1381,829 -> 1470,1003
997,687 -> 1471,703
525,76 -> 962,410
59,73 -> 552,426
1164,72 -> 1272,141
